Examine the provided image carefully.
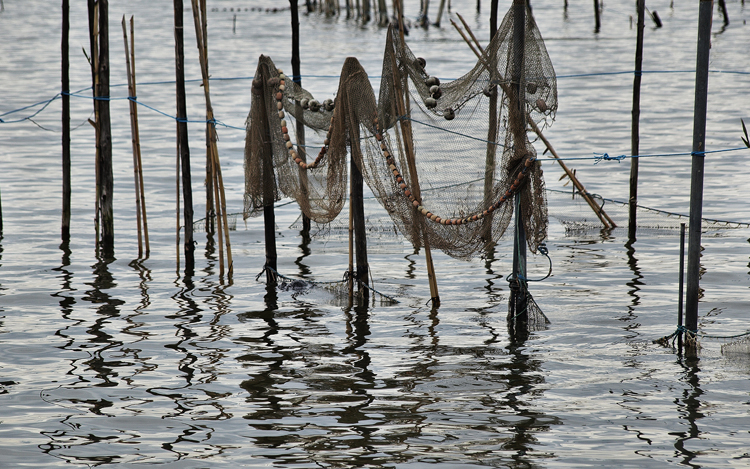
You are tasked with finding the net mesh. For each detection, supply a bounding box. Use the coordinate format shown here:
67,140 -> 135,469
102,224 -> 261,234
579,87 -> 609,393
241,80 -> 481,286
244,5 -> 556,260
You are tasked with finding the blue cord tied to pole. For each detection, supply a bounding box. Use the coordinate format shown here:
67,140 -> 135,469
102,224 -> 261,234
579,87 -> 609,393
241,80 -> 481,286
594,152 -> 627,164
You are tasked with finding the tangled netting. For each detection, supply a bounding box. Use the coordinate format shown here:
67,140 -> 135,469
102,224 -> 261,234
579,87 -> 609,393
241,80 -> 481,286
245,5 -> 557,260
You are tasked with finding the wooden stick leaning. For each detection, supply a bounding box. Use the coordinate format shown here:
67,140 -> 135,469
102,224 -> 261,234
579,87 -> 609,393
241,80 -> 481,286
392,0 -> 440,305
190,0 -> 233,276
122,16 -> 150,258
454,18 -> 616,229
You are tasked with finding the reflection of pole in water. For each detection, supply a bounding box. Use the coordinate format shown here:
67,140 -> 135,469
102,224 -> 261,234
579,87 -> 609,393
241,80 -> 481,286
673,356 -> 704,465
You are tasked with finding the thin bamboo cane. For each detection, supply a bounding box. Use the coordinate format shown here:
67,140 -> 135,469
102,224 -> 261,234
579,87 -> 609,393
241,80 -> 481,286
190,0 -> 233,276
122,16 -> 144,257
528,117 -> 615,228
132,16 -> 149,256
393,0 -> 439,304
455,18 -> 615,229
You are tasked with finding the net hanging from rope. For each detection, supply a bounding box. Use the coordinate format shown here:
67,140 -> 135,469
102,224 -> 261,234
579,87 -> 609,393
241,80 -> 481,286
244,5 -> 557,260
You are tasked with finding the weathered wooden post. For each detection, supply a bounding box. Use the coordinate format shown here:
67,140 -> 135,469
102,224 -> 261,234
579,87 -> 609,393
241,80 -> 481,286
509,0 -> 528,321
628,0 -> 645,240
173,0 -> 195,274
88,0 -> 114,256
685,0 -> 713,353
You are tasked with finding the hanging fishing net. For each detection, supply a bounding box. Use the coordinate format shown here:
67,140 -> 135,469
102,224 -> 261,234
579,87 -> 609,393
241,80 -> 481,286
244,5 -> 556,261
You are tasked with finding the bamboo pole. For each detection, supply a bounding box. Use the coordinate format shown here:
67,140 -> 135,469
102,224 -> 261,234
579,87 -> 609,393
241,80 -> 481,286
173,0 -> 195,273
393,0 -> 440,305
455,17 -> 615,229
122,16 -> 149,258
685,0 -> 714,353
191,0 -> 233,276
629,0 -> 644,240
62,0 -> 71,242
528,118 -> 615,228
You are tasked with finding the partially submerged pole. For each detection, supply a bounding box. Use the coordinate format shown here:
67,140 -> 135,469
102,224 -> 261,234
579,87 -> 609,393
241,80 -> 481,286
191,0 -> 233,277
678,222 -> 686,351
290,0 -> 311,232
685,0 -> 713,352
62,0 -> 71,242
509,0 -> 528,321
393,0 -> 440,305
88,0 -> 114,256
593,0 -> 601,33
628,0 -> 645,240
123,16 -> 149,258
173,0 -> 195,273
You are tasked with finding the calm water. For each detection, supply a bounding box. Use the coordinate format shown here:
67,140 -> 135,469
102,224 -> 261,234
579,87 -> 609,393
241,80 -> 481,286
1,1 -> 750,467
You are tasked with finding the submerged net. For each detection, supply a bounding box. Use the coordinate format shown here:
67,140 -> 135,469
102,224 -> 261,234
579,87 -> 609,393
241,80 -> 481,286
244,5 -> 556,261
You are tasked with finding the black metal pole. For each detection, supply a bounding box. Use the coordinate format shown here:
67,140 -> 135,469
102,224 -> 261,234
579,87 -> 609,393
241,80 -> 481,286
174,0 -> 195,273
685,0 -> 713,351
62,0 -> 71,242
678,222 -> 686,351
510,0 -> 527,320
628,0 -> 645,241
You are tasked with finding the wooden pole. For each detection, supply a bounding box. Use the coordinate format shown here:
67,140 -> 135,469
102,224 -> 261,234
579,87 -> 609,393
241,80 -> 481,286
510,0 -> 527,319
378,0 -> 388,25
685,0 -> 713,351
87,0 -> 113,255
393,0 -> 440,305
258,61 -> 277,284
628,0 -> 645,240
435,0 -> 447,27
174,0 -> 195,274
123,16 -> 149,258
290,0 -> 311,233
62,0 -> 71,242
87,0 -> 100,254
350,113 -> 370,299
99,0 -> 114,255
191,0 -> 233,276
593,0 -> 601,33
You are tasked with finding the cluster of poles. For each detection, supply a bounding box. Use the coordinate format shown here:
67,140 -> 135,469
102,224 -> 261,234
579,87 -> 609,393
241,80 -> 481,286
49,0 -> 723,352
60,0 -> 232,276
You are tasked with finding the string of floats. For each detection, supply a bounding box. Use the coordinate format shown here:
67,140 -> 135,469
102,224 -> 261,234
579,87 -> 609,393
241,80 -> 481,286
268,68 -> 536,227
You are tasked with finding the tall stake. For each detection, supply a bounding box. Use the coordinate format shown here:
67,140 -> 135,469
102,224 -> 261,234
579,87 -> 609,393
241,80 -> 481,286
174,0 -> 195,274
593,0 -> 601,33
509,0 -> 527,319
191,0 -> 233,276
123,16 -> 149,258
685,0 -> 713,352
88,0 -> 114,256
290,0 -> 311,232
393,0 -> 439,305
87,0 -> 100,253
628,0 -> 645,240
62,0 -> 71,242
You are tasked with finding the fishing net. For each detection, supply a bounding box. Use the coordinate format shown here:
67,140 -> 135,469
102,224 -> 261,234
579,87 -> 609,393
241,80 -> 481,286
244,4 -> 556,261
